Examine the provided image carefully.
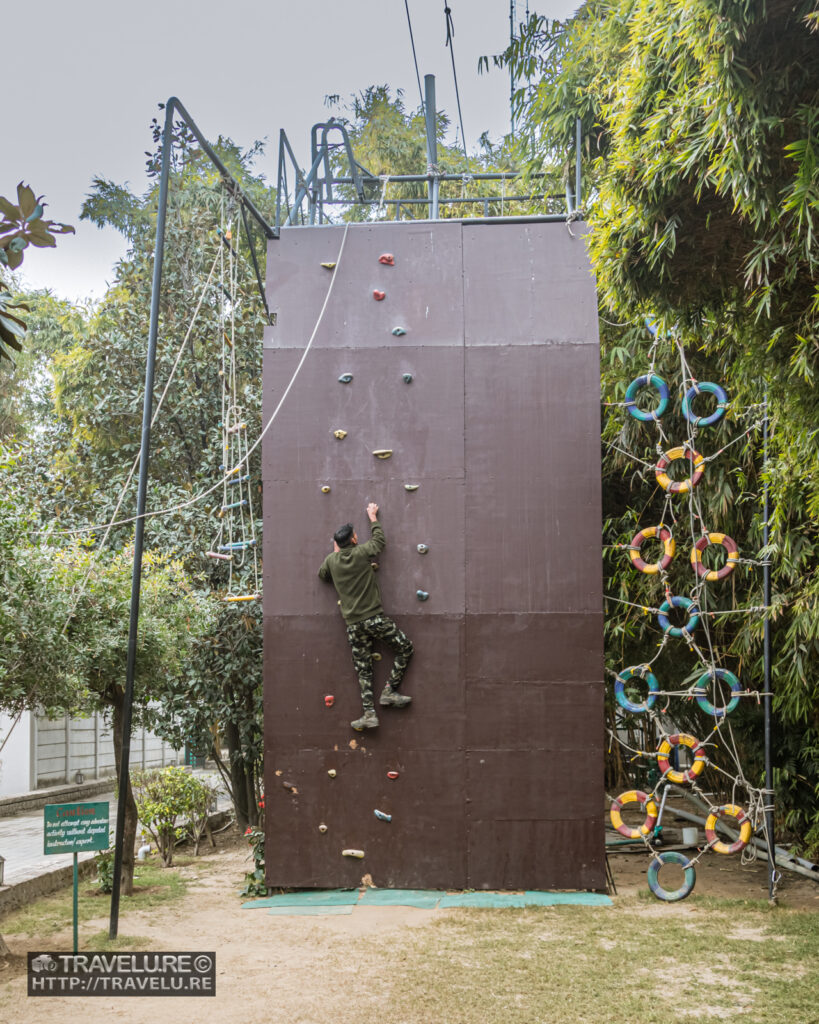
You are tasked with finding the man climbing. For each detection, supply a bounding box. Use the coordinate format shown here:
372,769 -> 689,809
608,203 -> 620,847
318,502 -> 414,731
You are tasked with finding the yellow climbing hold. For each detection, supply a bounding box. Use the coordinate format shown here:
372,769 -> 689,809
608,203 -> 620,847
373,450 -> 393,459
333,429 -> 347,440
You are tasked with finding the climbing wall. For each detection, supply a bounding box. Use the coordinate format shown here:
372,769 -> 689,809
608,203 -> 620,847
262,220 -> 604,890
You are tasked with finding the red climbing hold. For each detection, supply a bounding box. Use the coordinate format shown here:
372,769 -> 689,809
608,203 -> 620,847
325,695 -> 335,707
378,254 -> 395,266
373,290 -> 386,301
387,771 -> 399,780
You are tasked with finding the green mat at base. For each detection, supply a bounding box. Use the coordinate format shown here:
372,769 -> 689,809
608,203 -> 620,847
438,891 -> 612,909
242,889 -> 358,909
267,905 -> 353,916
358,888 -> 444,908
243,888 -> 612,912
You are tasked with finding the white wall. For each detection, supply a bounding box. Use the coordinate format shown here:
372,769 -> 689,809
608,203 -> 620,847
35,712 -> 184,789
0,711 -> 33,798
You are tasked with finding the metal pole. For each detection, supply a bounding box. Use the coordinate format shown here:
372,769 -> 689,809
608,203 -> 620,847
424,75 -> 439,220
763,388 -> 776,900
73,852 -> 79,954
108,98 -> 175,940
510,0 -> 517,136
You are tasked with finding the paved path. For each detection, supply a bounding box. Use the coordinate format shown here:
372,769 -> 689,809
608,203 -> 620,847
0,772 -> 230,887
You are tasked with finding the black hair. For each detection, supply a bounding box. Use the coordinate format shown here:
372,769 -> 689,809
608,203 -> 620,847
334,523 -> 355,548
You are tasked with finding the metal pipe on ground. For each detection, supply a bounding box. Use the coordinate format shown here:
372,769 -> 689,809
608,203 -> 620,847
668,805 -> 819,884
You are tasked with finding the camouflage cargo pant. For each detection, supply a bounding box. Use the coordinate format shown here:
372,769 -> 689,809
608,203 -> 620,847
346,614 -> 414,711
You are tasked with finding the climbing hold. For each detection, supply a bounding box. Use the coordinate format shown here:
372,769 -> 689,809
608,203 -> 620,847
657,733 -> 707,784
371,652 -> 382,661
321,486 -> 331,494
374,809 -> 392,822
628,525 -> 675,574
321,261 -> 336,270
327,769 -> 337,778
416,543 -> 429,555
370,561 -> 379,572
404,484 -> 419,492
338,373 -> 353,384
647,851 -> 696,902
373,449 -> 393,459
693,668 -> 742,718
682,381 -> 728,427
391,327 -> 406,336
655,445 -> 705,494
402,373 -> 413,384
387,771 -> 399,780
609,790 -> 658,839
318,824 -> 328,834
614,666 -> 659,713
624,373 -> 669,422
416,590 -> 429,601
705,804 -> 752,855
342,849 -> 365,858
282,780 -> 297,791
324,695 -> 335,707
378,253 -> 395,265
373,290 -> 386,301
690,533 -> 739,581
333,429 -> 348,440
657,595 -> 700,638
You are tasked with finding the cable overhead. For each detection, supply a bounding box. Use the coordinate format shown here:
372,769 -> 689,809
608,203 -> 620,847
403,0 -> 426,116
443,3 -> 469,163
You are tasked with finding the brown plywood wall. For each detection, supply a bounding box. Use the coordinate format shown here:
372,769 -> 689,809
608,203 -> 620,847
262,220 -> 604,891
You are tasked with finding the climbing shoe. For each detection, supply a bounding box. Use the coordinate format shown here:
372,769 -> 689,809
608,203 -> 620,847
379,688 -> 413,708
351,710 -> 379,731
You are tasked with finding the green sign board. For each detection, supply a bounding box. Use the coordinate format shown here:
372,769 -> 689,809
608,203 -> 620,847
43,802 -> 110,855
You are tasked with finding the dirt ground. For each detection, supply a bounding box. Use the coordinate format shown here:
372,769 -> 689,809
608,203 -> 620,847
0,829 -> 816,1024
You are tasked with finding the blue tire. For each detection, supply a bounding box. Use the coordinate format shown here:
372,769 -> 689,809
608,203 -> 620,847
657,596 -> 700,638
694,668 -> 741,718
614,666 -> 660,714
625,374 -> 669,422
682,381 -> 728,427
647,851 -> 696,902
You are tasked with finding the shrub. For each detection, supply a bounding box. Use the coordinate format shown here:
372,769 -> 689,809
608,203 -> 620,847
132,765 -> 201,867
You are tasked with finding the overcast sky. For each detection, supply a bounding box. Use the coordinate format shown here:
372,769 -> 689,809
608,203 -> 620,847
7,1 -> 578,302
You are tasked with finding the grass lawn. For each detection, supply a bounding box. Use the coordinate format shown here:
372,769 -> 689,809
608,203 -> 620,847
355,894 -> 819,1024
1,838 -> 816,1023
0,855 -> 196,953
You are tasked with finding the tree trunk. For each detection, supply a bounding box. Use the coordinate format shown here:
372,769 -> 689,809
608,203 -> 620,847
225,719 -> 249,832
111,694 -> 138,896
0,932 -> 11,958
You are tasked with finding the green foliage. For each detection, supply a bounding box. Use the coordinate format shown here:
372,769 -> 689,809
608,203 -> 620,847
94,842 -> 116,894
0,182 -> 74,361
321,86 -> 549,221
131,766 -> 210,868
239,825 -> 266,898
500,1 -> 819,852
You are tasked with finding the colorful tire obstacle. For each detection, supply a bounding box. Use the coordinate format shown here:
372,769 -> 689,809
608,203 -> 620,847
656,733 -> 707,784
655,445 -> 705,494
657,595 -> 700,638
614,666 -> 659,713
647,851 -> 697,902
629,525 -> 675,574
705,805 -> 753,855
609,353 -> 763,902
681,381 -> 728,427
694,668 -> 742,718
610,790 -> 658,839
625,373 -> 669,422
690,532 -> 739,581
